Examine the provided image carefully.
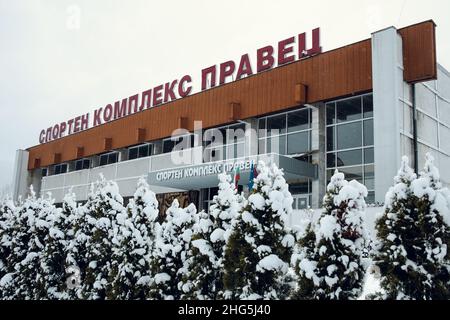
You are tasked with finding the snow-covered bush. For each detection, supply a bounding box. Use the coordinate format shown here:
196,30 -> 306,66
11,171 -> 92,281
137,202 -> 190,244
148,199 -> 197,300
372,154 -> 450,300
180,173 -> 245,299
72,176 -> 125,300
292,170 -> 368,300
40,191 -> 77,299
0,198 -> 15,298
108,178 -> 159,299
223,161 -> 295,300
4,188 -> 59,299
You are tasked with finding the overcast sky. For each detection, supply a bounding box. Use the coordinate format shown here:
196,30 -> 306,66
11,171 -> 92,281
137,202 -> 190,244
1,0 -> 449,193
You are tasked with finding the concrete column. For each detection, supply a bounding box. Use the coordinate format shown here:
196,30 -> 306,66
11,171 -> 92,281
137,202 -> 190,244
153,140 -> 163,155
118,148 -> 128,162
372,27 -> 404,203
245,118 -> 259,156
311,103 -> 326,208
12,149 -> 31,202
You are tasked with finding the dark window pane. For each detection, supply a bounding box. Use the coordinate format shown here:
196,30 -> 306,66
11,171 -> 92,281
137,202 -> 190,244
83,159 -> 90,169
287,132 -> 309,155
129,148 -> 138,160
326,103 -> 335,125
337,150 -> 362,167
267,135 -> 286,154
289,182 -> 310,195
288,109 -> 309,132
55,166 -> 60,175
42,168 -> 47,177
139,145 -> 149,158
363,95 -> 374,118
364,120 -> 374,146
327,153 -> 336,168
341,166 -> 363,184
109,153 -> 118,164
327,126 -> 335,151
364,148 -> 374,164
364,165 -> 375,190
100,155 -> 107,166
75,161 -> 82,171
337,122 -> 362,150
267,114 -> 286,135
163,140 -> 175,153
337,97 -> 362,123
62,164 -> 67,173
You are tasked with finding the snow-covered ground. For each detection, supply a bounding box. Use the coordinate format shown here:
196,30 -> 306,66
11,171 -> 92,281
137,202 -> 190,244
288,206 -> 385,299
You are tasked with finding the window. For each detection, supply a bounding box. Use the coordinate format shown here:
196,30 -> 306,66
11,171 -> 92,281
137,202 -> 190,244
363,95 -> 374,118
287,132 -> 309,155
267,114 -> 286,135
163,134 -> 196,154
326,94 -> 375,203
203,123 -> 246,161
363,120 -> 374,146
75,159 -> 90,171
128,144 -> 152,160
99,152 -> 118,166
326,103 -> 336,125
337,122 -> 362,150
258,106 -> 313,156
337,97 -> 362,123
337,149 -> 362,167
41,168 -> 48,177
288,109 -> 310,132
54,163 -> 68,175
289,181 -> 312,210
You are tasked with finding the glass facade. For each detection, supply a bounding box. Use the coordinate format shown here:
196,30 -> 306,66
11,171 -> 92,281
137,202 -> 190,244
99,152 -> 118,166
203,123 -> 246,162
75,159 -> 90,171
326,94 -> 375,203
289,181 -> 312,209
162,134 -> 196,154
258,107 -> 314,205
54,163 -> 68,175
128,143 -> 153,160
258,107 -> 312,156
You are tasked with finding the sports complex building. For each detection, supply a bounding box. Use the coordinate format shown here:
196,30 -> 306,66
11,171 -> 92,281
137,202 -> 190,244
12,20 -> 450,211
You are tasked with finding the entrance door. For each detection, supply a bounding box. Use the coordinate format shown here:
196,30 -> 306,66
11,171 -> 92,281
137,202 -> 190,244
294,195 -> 310,210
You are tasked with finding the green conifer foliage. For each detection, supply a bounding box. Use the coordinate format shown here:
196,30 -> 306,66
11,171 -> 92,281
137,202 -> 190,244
292,170 -> 368,300
108,178 -> 159,299
180,172 -> 244,300
76,176 -> 125,300
148,200 -> 196,300
372,155 -> 450,300
223,162 -> 295,300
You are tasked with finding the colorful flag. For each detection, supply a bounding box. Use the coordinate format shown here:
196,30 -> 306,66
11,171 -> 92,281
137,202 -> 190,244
234,166 -> 241,188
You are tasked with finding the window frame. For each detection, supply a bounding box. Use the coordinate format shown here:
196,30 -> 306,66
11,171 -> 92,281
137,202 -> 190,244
75,158 -> 91,171
99,151 -> 119,166
258,106 -> 313,157
325,93 -> 375,202
128,143 -> 153,160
